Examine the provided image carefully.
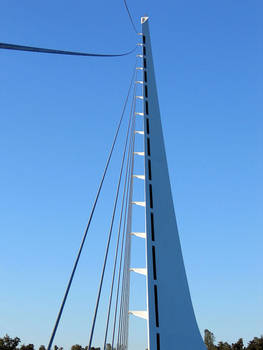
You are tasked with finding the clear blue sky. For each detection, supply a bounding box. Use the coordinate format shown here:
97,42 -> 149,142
0,0 -> 262,349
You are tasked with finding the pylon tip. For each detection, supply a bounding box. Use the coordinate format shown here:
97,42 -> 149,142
141,16 -> 149,24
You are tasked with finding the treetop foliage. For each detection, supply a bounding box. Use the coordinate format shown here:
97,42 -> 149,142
1,332 -> 263,350
204,330 -> 263,350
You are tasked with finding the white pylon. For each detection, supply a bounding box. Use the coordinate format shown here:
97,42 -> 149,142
130,16 -> 207,350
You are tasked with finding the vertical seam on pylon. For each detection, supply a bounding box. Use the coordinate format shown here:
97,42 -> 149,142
154,285 -> 159,327
156,333 -> 160,350
143,30 -> 160,348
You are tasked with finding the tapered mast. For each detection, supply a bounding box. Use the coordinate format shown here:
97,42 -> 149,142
140,16 -> 206,350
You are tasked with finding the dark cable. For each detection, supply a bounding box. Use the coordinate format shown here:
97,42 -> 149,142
87,73 -> 136,350
122,100 -> 136,349
0,42 -> 136,57
103,84 -> 137,350
46,63 -> 136,350
111,106 -> 136,350
116,90 -> 136,350
124,0 -> 138,34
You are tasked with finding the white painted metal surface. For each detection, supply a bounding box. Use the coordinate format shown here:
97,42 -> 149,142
129,310 -> 148,320
133,174 -> 145,180
130,268 -> 147,276
132,201 -> 146,207
130,232 -> 146,239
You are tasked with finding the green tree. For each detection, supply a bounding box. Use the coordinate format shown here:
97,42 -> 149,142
204,329 -> 216,350
39,346 -> 46,350
71,346 -> 83,350
0,335 -> 21,350
20,345 -> 34,350
232,339 -> 244,350
217,341 -> 232,350
247,336 -> 263,350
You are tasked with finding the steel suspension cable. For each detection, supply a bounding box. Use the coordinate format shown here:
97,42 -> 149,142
87,74 -> 137,350
111,149 -> 132,350
117,225 -> 130,350
123,77 -> 139,349
116,152 -> 132,350
118,159 -> 134,350
119,115 -> 135,350
124,0 -> 139,34
0,42 -> 137,57
46,63 -> 136,350
110,110 -> 136,350
103,84 -> 137,350
122,93 -> 136,349
116,87 -> 137,350
119,220 -> 131,350
1,1 -> 139,57
124,227 -> 133,349
122,175 -> 134,350
116,179 -> 131,350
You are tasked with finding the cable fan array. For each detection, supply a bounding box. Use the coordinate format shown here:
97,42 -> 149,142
44,45 -> 148,349
1,1 -> 145,347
